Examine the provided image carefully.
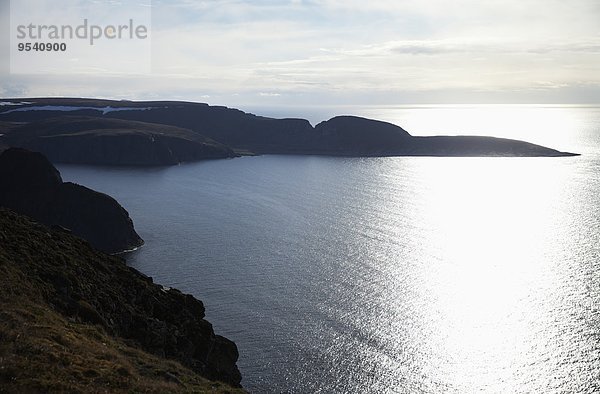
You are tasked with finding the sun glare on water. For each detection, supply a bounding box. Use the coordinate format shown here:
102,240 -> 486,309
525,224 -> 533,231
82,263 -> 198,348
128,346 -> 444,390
369,152 -> 594,392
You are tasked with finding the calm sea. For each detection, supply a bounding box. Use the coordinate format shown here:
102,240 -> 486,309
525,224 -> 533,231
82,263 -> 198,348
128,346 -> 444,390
59,105 -> 600,393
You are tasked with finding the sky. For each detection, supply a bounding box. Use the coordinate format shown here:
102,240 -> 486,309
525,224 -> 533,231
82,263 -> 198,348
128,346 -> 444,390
1,0 -> 599,108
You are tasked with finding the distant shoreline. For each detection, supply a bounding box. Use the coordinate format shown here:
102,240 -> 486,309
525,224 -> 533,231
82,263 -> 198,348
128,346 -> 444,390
0,98 -> 579,165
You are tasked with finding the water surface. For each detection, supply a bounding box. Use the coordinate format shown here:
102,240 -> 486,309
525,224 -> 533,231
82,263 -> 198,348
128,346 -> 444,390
59,105 -> 600,393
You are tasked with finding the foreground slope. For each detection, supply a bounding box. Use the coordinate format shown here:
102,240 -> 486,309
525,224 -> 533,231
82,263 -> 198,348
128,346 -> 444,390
0,208 -> 243,392
0,98 -> 578,160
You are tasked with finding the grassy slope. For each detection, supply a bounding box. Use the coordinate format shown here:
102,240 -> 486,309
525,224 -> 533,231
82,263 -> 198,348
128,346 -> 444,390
0,209 -> 245,393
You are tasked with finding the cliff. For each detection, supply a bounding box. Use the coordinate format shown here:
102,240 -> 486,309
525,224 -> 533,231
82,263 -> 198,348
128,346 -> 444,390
0,208 -> 243,392
312,115 -> 412,155
1,116 -> 236,166
0,148 -> 143,253
0,98 -> 578,159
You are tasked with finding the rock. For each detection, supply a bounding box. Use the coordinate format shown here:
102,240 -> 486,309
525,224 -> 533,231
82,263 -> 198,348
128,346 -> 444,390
313,115 -> 411,154
0,148 -> 143,253
0,147 -> 62,189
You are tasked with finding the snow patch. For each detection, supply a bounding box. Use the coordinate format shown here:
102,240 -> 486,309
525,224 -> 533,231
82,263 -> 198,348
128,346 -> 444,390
0,101 -> 32,106
1,105 -> 157,115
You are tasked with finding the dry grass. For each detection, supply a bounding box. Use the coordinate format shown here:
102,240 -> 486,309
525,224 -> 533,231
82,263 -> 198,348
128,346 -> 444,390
0,209 -> 245,393
0,300 -> 243,393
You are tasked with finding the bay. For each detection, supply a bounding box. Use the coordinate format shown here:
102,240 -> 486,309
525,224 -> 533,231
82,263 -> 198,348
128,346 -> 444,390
59,105 -> 600,393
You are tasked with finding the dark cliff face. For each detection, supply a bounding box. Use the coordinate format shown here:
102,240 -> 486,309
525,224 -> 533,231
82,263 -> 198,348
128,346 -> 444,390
0,145 -> 63,189
0,208 -> 242,390
313,116 -> 412,154
1,116 -> 236,166
108,105 -> 316,154
0,148 -> 143,253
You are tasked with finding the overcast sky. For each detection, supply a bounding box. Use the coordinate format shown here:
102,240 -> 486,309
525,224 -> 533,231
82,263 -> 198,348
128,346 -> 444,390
1,0 -> 599,107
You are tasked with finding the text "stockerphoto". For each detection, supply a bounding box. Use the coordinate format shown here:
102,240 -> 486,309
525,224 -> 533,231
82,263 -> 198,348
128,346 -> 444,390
16,19 -> 148,45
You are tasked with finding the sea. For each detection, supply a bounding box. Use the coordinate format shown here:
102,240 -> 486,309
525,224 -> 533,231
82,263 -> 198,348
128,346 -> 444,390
58,105 -> 600,393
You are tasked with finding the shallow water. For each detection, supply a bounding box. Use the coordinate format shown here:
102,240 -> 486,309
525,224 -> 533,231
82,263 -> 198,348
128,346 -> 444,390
59,105 -> 600,393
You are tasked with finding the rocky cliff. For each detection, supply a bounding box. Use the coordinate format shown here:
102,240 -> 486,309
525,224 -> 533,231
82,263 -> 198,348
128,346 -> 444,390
1,116 -> 236,166
0,148 -> 143,253
0,208 -> 243,392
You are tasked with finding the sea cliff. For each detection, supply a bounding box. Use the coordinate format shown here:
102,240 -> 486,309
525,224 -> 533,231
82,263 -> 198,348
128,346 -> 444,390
0,148 -> 143,253
0,208 -> 243,392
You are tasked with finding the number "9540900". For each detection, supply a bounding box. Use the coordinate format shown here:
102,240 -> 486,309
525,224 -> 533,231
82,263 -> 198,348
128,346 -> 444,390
18,42 -> 67,52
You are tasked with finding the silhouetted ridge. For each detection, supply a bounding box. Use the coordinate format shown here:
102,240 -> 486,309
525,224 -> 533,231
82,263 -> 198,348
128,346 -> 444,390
313,115 -> 411,154
0,147 -> 62,189
0,98 -> 579,159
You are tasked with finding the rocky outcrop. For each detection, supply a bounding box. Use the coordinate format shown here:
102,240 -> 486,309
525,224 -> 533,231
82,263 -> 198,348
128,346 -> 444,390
312,115 -> 412,154
0,148 -> 143,253
0,208 -> 243,390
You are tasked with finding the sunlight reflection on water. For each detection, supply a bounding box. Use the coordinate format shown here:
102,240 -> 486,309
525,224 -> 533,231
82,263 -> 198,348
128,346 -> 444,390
58,105 -> 600,393
372,157 -> 595,393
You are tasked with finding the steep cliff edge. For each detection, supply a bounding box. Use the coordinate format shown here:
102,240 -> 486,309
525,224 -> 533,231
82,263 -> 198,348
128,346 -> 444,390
0,208 -> 243,391
1,116 -> 237,166
0,148 -> 143,253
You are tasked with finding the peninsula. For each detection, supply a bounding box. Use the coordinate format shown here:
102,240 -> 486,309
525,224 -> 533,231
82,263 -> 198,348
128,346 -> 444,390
0,98 -> 577,166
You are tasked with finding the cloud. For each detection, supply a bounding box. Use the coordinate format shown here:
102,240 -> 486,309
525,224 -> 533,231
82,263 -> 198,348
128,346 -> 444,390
1,0 -> 599,104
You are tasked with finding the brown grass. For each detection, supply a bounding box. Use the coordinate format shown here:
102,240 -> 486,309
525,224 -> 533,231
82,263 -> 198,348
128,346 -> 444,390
0,209 -> 245,393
